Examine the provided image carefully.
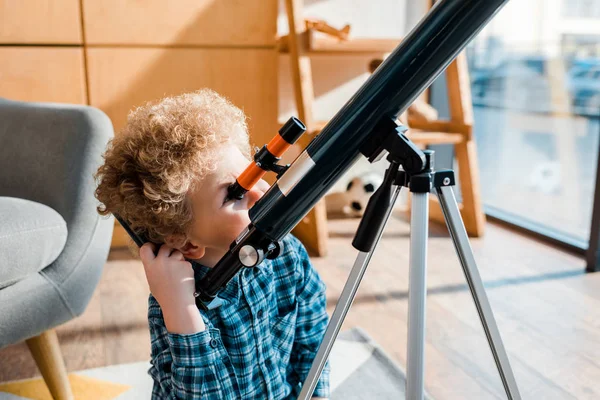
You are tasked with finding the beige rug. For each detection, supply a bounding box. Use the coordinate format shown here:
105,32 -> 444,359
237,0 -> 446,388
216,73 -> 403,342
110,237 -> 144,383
0,328 -> 429,399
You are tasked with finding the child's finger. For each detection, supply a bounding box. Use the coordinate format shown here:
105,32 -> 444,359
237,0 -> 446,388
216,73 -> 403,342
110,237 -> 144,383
180,261 -> 194,274
139,243 -> 157,263
157,244 -> 173,259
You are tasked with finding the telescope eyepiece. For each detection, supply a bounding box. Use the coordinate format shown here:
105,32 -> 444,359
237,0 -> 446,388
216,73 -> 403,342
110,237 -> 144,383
225,182 -> 247,203
279,117 -> 306,144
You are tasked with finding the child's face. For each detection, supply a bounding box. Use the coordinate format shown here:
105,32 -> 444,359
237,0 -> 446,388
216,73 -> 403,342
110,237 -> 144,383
181,142 -> 270,266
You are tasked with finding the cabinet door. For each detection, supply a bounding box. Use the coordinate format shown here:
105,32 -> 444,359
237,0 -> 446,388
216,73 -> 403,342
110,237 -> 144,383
82,0 -> 276,46
0,0 -> 82,44
0,47 -> 87,104
87,47 -> 277,138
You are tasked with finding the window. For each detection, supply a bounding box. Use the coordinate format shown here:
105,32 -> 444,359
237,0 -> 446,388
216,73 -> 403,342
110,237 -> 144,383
435,0 -> 600,248
563,0 -> 600,19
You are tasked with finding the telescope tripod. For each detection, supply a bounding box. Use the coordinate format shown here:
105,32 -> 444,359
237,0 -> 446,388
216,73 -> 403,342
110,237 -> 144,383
299,125 -> 522,400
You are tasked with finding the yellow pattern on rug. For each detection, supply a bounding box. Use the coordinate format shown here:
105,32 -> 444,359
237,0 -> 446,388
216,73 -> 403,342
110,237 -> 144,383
0,374 -> 130,400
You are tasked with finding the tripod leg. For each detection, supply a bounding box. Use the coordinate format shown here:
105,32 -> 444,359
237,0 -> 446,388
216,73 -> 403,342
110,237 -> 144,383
437,184 -> 522,400
297,186 -> 402,400
406,191 -> 429,400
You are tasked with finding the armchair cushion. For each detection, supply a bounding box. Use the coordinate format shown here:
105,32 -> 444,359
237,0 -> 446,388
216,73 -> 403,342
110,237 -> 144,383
0,197 -> 67,289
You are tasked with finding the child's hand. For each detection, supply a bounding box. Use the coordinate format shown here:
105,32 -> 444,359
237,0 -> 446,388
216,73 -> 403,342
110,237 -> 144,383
140,243 -> 205,334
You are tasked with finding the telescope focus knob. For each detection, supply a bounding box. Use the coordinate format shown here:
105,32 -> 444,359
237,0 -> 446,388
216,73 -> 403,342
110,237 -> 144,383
239,245 -> 264,267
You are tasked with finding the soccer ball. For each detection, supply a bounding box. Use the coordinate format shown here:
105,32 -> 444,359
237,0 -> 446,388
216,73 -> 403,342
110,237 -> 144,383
343,172 -> 384,217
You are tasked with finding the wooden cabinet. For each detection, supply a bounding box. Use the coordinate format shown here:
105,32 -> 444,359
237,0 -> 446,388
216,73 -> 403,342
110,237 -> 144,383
0,0 -> 286,250
82,0 -> 277,46
87,48 -> 277,140
0,47 -> 87,104
0,0 -> 82,44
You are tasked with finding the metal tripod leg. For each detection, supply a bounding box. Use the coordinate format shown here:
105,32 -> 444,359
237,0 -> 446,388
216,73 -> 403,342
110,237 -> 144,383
406,191 -> 429,400
297,186 -> 403,400
437,184 -> 522,400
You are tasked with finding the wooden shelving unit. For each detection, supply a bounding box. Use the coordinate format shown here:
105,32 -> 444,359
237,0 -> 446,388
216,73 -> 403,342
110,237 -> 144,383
278,30 -> 401,54
280,0 -> 486,239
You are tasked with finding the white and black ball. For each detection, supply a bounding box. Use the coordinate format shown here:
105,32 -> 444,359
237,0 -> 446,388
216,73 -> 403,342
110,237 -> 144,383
343,172 -> 384,217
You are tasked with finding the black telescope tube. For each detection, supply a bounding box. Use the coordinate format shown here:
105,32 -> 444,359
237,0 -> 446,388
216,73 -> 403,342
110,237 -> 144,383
196,0 -> 508,302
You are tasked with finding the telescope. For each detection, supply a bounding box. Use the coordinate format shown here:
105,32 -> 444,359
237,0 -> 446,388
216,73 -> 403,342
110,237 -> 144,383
193,0 -> 508,307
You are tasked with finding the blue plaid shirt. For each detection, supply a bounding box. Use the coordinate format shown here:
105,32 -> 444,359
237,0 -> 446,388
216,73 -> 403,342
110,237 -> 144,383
147,234 -> 330,399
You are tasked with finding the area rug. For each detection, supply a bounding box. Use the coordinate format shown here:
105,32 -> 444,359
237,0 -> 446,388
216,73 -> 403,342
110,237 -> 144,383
0,328 -> 431,399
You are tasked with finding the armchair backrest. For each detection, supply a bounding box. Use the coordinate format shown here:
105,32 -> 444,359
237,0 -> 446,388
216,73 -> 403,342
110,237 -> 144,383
0,98 -> 114,285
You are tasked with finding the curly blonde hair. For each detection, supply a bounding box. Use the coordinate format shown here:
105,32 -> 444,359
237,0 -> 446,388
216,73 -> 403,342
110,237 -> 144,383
95,89 -> 251,248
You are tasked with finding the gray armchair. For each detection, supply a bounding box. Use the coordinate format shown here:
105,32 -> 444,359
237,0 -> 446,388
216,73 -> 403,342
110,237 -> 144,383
0,98 -> 114,399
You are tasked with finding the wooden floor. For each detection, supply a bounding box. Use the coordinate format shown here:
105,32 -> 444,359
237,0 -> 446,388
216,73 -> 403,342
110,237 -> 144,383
1,214 -> 598,399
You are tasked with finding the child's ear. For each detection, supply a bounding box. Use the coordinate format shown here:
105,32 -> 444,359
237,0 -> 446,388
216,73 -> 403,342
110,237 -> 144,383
178,240 -> 206,259
165,234 -> 205,259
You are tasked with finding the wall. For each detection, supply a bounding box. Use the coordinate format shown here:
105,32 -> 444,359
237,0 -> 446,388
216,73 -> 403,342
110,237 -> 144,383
0,0 -> 87,103
0,0 -> 278,139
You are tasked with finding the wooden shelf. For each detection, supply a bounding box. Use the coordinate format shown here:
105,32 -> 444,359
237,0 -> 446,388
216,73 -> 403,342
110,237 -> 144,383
278,29 -> 401,54
280,0 -> 485,239
407,119 -> 472,135
405,129 -> 464,145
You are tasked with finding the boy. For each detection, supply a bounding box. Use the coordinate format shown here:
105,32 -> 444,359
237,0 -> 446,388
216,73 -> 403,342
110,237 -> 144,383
94,89 -> 330,399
